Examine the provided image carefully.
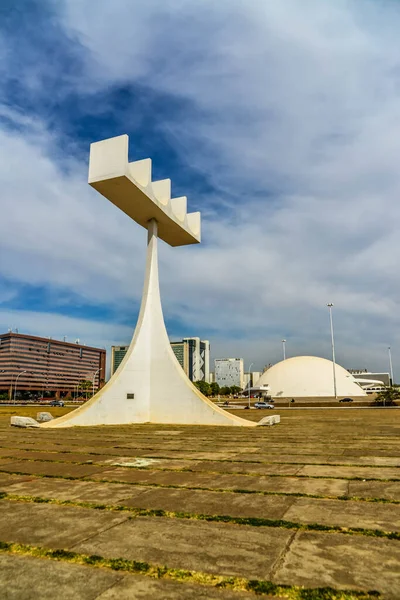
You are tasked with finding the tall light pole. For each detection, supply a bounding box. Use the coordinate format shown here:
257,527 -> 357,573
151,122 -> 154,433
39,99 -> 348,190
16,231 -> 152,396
282,339 -> 286,360
248,362 -> 254,408
327,304 -> 337,399
388,347 -> 394,387
92,369 -> 101,397
14,370 -> 27,404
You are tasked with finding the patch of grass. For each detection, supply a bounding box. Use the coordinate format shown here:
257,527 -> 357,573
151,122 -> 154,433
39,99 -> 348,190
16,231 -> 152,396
0,540 -> 381,599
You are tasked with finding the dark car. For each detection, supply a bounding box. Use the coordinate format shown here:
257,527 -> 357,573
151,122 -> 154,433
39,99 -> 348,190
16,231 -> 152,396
339,398 -> 353,403
50,400 -> 64,407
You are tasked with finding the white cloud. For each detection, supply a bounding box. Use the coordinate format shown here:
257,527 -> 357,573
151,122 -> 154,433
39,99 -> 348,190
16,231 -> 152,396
2,0 -> 400,376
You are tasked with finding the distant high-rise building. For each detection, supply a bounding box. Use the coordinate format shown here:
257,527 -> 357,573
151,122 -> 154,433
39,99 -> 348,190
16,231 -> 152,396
215,358 -> 244,389
111,345 -> 129,376
0,332 -> 105,398
171,338 -> 210,382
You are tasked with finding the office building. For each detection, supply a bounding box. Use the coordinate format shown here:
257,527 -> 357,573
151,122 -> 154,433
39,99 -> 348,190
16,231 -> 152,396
171,338 -> 210,382
111,345 -> 129,376
215,358 -> 244,389
0,332 -> 106,398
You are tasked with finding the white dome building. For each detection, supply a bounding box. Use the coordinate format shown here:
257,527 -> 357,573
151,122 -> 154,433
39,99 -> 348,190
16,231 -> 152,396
254,356 -> 366,398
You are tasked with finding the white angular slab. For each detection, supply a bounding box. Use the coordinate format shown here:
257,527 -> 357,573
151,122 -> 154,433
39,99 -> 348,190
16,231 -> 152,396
36,412 -> 54,423
257,415 -> 281,426
88,134 -> 200,247
11,416 -> 40,428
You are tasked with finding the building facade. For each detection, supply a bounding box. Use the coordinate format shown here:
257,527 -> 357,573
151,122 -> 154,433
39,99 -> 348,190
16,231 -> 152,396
171,338 -> 210,382
111,345 -> 129,376
215,358 -> 244,389
0,332 -> 106,398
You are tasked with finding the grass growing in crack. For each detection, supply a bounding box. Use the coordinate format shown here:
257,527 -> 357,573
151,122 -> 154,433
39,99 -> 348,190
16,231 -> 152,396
0,540 -> 381,599
3,492 -> 400,541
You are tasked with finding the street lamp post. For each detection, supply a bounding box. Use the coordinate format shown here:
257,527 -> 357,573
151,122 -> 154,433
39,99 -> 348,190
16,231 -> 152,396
282,339 -> 286,361
92,369 -> 101,397
327,304 -> 337,399
13,370 -> 27,404
388,347 -> 394,387
248,362 -> 254,409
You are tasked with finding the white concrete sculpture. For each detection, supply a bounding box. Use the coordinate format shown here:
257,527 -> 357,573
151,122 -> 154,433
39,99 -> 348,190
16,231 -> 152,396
36,412 -> 54,423
44,135 -> 254,428
11,416 -> 40,428
257,415 -> 280,427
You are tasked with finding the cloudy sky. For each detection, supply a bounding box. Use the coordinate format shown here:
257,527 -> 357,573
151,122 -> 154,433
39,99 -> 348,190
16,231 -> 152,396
1,0 -> 400,376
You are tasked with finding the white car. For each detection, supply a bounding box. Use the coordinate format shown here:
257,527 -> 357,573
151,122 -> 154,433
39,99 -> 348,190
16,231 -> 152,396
254,401 -> 274,409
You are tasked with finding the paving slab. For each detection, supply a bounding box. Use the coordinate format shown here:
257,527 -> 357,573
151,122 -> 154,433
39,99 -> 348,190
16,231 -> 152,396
0,460 -> 113,479
258,454 -> 400,467
298,464 -> 400,480
0,553 -> 123,600
187,461 -> 301,476
3,478 -> 141,504
344,449 -> 400,457
325,456 -> 400,467
0,473 -> 35,488
3,478 -> 297,520
98,456 -> 192,469
0,450 -> 113,463
273,530 -> 400,599
140,450 -> 245,460
282,496 -> 400,531
0,500 -> 128,548
0,553 -> 263,600
95,571 -> 267,599
0,459 -> 20,467
121,486 -> 297,519
88,467 -> 349,497
348,479 -> 400,501
73,516 -> 293,580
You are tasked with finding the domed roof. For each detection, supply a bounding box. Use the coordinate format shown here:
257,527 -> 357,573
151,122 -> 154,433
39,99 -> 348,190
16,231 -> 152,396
254,356 -> 366,398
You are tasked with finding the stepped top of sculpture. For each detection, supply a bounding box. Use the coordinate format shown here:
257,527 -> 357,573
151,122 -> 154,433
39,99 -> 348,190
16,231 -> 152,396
88,134 -> 201,247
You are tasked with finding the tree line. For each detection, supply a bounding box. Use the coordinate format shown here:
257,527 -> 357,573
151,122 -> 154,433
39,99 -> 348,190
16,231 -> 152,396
194,381 -> 242,397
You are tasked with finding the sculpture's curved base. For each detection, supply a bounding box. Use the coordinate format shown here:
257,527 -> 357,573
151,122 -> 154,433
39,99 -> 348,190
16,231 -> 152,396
43,220 -> 255,428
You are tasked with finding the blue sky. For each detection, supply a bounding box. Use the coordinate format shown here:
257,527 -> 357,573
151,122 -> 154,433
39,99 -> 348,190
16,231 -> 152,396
1,0 -> 400,376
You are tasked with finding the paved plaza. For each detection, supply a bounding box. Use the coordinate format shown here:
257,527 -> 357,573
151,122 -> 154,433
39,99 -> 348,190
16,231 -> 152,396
0,407 -> 399,599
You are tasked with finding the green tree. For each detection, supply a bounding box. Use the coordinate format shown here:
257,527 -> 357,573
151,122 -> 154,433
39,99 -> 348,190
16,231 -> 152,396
79,379 -> 92,400
210,382 -> 220,396
230,386 -> 241,395
373,387 -> 400,406
194,380 -> 211,396
220,386 -> 231,396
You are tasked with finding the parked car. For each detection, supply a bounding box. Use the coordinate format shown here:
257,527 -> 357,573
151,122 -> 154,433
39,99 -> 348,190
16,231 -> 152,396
50,400 -> 64,407
339,398 -> 353,403
254,402 -> 274,409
